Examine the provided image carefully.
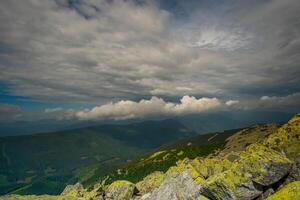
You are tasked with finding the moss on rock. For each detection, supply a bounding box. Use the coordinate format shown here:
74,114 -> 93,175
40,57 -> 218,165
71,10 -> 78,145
202,144 -> 293,200
61,182 -> 85,197
136,171 -> 165,195
265,114 -> 300,156
267,181 -> 300,200
105,180 -> 136,200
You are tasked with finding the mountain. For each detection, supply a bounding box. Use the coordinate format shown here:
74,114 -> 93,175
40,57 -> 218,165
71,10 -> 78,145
75,127 -> 244,187
0,120 -> 104,137
177,111 -> 293,134
3,114 -> 299,200
0,111 -> 294,137
0,119 -> 196,195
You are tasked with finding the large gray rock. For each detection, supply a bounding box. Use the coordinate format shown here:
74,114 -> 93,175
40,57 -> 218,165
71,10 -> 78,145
105,180 -> 136,200
141,171 -> 203,200
201,144 -> 293,200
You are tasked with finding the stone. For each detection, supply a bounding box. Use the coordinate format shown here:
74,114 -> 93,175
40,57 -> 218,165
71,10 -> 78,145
61,182 -> 85,197
105,180 -> 136,200
266,181 -> 300,200
264,114 -> 300,157
141,171 -> 203,200
257,188 -> 275,200
136,171 -> 165,195
202,144 -> 293,200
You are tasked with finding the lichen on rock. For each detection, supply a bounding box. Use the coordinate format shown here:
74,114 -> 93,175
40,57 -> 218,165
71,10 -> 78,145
61,182 -> 85,197
136,171 -> 165,195
266,181 -> 300,200
141,171 -> 203,200
105,180 -> 136,200
264,114 -> 300,156
202,144 -> 293,200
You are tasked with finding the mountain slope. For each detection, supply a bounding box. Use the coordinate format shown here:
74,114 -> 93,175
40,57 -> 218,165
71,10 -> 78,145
75,128 -> 240,187
0,119 -> 195,195
4,114 -> 298,200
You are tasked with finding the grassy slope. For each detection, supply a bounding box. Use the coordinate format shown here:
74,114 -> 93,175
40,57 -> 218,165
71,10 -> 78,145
0,119 -> 195,195
85,124 -> 280,188
81,128 -> 244,187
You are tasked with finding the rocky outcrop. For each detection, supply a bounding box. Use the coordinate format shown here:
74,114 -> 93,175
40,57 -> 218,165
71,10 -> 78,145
264,114 -> 300,162
105,180 -> 137,200
61,182 -> 85,197
140,171 -> 203,200
266,181 -> 300,200
136,171 -> 165,195
201,144 -> 292,200
139,114 -> 300,200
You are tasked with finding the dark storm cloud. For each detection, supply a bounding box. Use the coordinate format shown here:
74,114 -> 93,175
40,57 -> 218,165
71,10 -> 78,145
0,0 -> 299,113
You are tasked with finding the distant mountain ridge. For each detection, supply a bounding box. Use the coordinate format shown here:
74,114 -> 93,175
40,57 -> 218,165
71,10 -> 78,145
0,111 -> 294,137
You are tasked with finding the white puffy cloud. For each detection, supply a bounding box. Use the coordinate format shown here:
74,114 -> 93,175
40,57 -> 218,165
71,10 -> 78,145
225,100 -> 240,106
75,96 -> 221,120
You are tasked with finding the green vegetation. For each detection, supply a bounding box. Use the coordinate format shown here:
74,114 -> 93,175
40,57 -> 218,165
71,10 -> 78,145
267,181 -> 300,200
0,119 -> 195,195
88,128 -> 244,186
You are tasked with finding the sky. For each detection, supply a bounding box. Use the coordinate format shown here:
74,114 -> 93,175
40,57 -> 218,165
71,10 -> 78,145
0,0 -> 299,122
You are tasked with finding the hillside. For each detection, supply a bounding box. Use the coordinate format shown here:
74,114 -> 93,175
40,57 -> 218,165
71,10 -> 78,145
2,114 -> 299,199
0,119 -> 196,195
75,128 -> 244,187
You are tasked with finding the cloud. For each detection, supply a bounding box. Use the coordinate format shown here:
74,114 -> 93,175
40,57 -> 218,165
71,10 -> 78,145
0,103 -> 22,120
225,100 -> 240,106
75,96 -> 221,120
226,92 -> 300,112
44,107 -> 76,120
0,0 -> 299,113
260,93 -> 300,108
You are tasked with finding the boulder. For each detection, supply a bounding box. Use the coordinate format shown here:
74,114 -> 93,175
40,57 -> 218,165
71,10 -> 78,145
188,157 -> 232,179
266,181 -> 300,200
141,171 -> 203,200
256,188 -> 275,200
202,144 -> 293,200
136,171 -> 165,195
105,180 -> 136,200
61,182 -> 85,197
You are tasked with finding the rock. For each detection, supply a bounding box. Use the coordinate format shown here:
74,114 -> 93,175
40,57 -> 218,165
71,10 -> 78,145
202,144 -> 293,200
61,182 -> 85,197
141,171 -> 203,200
198,196 -> 210,200
266,181 -> 300,200
264,114 -> 300,157
136,171 -> 166,195
60,182 -> 104,200
188,157 -> 232,179
105,180 -> 136,200
83,183 -> 105,200
257,188 -> 275,200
